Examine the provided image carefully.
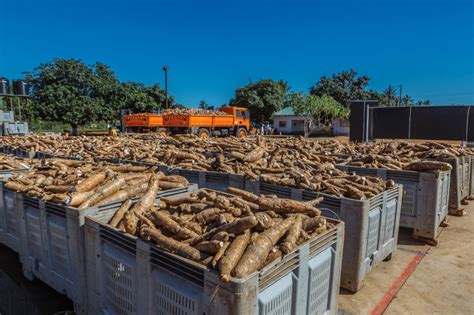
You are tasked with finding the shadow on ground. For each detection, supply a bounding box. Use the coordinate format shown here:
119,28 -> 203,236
0,244 -> 73,315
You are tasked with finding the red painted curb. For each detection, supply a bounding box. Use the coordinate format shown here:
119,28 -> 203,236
371,246 -> 429,315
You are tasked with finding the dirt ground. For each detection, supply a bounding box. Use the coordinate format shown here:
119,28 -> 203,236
338,203 -> 474,314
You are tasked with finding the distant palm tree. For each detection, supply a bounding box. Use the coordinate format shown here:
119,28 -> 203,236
383,85 -> 398,106
401,95 -> 414,106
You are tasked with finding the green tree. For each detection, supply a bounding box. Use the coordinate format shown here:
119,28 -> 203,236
230,79 -> 289,123
91,62 -> 122,121
401,95 -> 415,106
383,85 -> 399,107
116,82 -> 169,113
144,83 -> 172,109
171,103 -> 186,109
25,58 -> 119,134
199,100 -> 208,110
309,69 -> 373,107
115,82 -> 154,113
286,92 -> 349,137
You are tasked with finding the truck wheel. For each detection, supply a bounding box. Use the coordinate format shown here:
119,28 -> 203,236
198,128 -> 210,138
237,128 -> 247,138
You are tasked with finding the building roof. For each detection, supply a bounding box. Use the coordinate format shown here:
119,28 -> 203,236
273,107 -> 296,116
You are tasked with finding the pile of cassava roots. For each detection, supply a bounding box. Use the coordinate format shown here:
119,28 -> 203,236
107,181 -> 333,281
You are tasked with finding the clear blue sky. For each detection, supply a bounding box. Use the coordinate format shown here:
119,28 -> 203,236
1,0 -> 473,106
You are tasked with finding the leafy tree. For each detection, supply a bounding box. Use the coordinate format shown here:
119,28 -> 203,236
199,100 -> 208,110
114,82 -> 155,113
24,58 -> 172,133
171,103 -> 186,109
116,82 -> 170,113
286,92 -> 349,137
230,79 -> 289,123
91,62 -> 121,121
144,83 -> 172,109
417,99 -> 431,106
401,95 -> 415,106
309,69 -> 372,107
25,58 -> 117,135
382,85 -> 399,107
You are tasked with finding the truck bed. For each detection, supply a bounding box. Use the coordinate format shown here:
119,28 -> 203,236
163,114 -> 235,128
125,114 -> 163,127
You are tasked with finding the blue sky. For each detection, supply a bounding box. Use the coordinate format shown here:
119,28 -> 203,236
1,0 -> 473,106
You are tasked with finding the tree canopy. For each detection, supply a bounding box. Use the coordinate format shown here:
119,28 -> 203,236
309,69 -> 427,107
286,92 -> 349,137
25,58 -> 170,132
230,79 -> 289,123
309,69 -> 373,107
115,82 -> 171,113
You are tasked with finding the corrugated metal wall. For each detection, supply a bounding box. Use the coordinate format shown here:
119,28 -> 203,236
350,102 -> 474,142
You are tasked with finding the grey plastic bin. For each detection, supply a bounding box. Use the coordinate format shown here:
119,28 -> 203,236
336,165 -> 450,240
446,156 -> 471,211
0,182 -> 23,253
13,148 -> 36,159
16,184 -> 198,314
168,168 -> 246,192
0,146 -> 16,155
99,158 -> 169,173
0,168 -> 30,181
84,189 -> 344,315
245,180 -> 402,292
469,156 -> 474,199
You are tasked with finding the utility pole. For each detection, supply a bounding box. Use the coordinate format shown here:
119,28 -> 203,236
163,65 -> 169,108
399,84 -> 402,106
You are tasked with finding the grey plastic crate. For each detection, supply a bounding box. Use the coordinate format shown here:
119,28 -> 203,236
0,182 -> 22,253
34,152 -> 87,160
84,190 -> 344,315
0,168 -> 30,181
0,146 -> 16,155
169,168 -> 246,192
245,180 -> 401,292
469,156 -> 474,199
13,148 -> 36,159
446,156 -> 471,210
459,156 -> 471,201
336,165 -> 450,240
98,158 -> 170,173
16,184 -> 198,314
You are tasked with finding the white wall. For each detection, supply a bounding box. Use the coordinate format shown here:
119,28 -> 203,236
273,116 -> 294,134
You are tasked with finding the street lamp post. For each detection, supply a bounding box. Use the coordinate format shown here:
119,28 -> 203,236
163,65 -> 169,108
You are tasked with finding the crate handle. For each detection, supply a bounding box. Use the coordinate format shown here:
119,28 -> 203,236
322,208 -> 341,221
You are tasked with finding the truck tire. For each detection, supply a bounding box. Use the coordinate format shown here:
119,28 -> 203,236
237,128 -> 247,138
198,128 -> 210,138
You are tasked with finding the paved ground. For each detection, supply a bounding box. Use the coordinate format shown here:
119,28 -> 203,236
338,201 -> 474,314
1,201 -> 472,314
0,244 -> 72,314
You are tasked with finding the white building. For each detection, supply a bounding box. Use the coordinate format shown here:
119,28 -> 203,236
272,107 -> 308,135
273,107 -> 350,136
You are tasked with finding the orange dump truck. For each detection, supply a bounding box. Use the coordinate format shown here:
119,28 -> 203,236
162,106 -> 250,138
124,113 -> 164,132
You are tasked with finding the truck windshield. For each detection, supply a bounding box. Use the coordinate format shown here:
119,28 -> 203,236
236,110 -> 242,117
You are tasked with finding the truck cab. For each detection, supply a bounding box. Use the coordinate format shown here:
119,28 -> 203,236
219,106 -> 251,129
